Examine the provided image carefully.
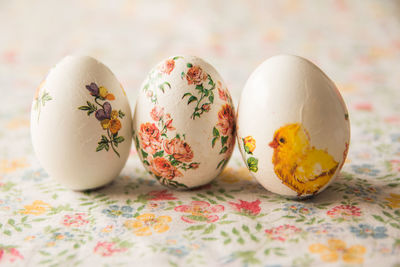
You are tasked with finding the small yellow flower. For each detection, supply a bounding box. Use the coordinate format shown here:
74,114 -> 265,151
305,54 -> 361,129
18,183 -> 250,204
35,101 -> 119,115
101,119 -> 110,130
111,110 -> 119,120
99,86 -> 115,100
100,116 -> 122,134
243,136 -> 256,153
109,119 -> 122,134
47,242 -> 55,247
309,239 -> 366,264
106,94 -> 115,100
99,86 -> 108,98
20,200 -> 51,215
385,193 -> 400,208
124,213 -> 172,236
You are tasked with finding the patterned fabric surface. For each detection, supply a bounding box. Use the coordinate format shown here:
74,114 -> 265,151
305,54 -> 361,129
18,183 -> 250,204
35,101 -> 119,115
1,0 -> 400,266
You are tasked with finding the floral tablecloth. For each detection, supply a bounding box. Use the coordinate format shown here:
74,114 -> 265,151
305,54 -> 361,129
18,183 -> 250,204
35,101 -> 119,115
1,0 -> 399,266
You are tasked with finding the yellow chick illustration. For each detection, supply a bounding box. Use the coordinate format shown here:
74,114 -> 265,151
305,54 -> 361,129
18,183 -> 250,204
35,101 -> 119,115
269,123 -> 339,196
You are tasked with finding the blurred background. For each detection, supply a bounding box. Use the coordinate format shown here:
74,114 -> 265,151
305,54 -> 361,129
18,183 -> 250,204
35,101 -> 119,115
1,0 -> 399,109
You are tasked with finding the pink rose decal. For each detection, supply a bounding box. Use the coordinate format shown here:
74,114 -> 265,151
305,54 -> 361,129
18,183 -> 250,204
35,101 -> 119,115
186,65 -> 207,85
159,59 -> 175,75
201,103 -> 211,112
139,123 -> 162,154
150,106 -> 164,121
217,104 -> 235,136
217,81 -> 229,101
164,114 -> 175,131
149,156 -> 182,180
163,138 -> 194,163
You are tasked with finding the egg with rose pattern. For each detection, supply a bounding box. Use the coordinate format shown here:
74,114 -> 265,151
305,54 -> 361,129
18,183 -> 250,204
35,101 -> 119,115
132,55 -> 236,189
31,55 -> 132,190
237,54 -> 350,199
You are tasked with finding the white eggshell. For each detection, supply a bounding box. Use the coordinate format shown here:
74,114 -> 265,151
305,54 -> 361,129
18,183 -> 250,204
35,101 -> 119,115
237,54 -> 350,198
31,55 -> 132,190
133,55 -> 235,189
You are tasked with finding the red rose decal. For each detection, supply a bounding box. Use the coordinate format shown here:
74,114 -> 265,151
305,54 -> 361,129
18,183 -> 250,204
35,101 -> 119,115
186,65 -> 207,85
159,59 -> 175,75
149,156 -> 182,180
163,138 -> 194,163
139,123 -> 162,154
217,104 -> 235,136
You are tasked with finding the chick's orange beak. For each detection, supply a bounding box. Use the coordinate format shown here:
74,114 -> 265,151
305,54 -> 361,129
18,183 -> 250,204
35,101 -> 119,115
269,138 -> 278,149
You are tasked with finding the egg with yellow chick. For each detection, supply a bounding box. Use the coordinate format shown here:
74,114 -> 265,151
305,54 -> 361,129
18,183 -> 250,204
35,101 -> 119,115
237,55 -> 350,198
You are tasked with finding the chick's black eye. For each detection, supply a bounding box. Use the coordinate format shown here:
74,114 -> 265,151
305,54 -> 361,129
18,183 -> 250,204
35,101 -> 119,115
279,138 -> 285,144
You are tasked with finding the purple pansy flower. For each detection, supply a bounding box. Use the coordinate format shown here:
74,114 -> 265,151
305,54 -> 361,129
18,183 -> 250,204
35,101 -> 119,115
86,82 -> 99,96
95,102 -> 112,121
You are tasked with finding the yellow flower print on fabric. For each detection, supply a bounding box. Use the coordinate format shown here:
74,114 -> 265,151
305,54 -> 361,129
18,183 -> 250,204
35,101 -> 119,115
385,193 -> 400,208
0,158 -> 28,173
124,213 -> 172,236
20,200 -> 51,215
309,239 -> 366,264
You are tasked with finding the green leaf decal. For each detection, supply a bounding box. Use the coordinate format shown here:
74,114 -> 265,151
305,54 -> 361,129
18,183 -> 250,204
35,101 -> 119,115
141,149 -> 148,159
213,127 -> 220,137
182,92 -> 192,99
219,146 -> 228,154
221,136 -> 228,147
187,96 -> 198,104
247,157 -> 259,172
114,136 -> 125,143
153,150 -> 164,158
212,137 -> 218,148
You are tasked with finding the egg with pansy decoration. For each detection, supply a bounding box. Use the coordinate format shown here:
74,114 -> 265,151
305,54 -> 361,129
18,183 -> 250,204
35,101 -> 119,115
132,55 -> 236,189
237,54 -> 350,199
30,55 -> 132,190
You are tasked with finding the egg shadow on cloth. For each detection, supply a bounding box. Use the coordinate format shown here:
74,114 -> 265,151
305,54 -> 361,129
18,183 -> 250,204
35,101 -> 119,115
303,171 -> 389,205
79,169 -> 387,207
207,168 -> 372,205
81,172 -> 160,196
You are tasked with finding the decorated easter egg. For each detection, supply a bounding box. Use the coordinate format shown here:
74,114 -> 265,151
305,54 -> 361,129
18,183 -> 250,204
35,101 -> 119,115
132,55 -> 235,189
237,54 -> 350,198
31,55 -> 132,190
